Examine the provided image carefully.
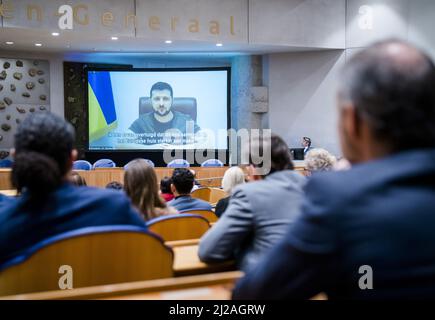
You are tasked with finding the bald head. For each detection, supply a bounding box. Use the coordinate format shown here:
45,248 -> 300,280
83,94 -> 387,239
339,39 -> 435,153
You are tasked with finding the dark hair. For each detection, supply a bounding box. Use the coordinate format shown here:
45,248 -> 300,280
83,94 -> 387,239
12,113 -> 75,198
340,39 -> 435,151
150,82 -> 173,98
171,168 -> 194,195
249,133 -> 294,175
303,137 -> 312,147
106,181 -> 123,190
70,172 -> 87,187
160,176 -> 173,194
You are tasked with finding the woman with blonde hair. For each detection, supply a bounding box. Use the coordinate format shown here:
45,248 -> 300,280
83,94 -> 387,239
215,166 -> 246,217
305,148 -> 337,175
124,159 -> 177,221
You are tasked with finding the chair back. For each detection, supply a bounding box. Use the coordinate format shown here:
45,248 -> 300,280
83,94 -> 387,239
167,159 -> 190,168
72,160 -> 92,171
183,210 -> 218,223
146,214 -> 210,241
192,187 -> 227,204
0,226 -> 173,296
191,187 -> 211,202
201,159 -> 224,167
139,97 -> 197,121
93,159 -> 116,169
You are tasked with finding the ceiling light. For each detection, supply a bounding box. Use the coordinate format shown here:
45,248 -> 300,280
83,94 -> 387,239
165,40 -> 172,44
216,43 -> 223,47
51,32 -> 60,37
5,41 -> 14,45
111,36 -> 118,40
35,43 -> 42,47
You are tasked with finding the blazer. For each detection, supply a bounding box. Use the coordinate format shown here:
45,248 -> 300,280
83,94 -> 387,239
233,149 -> 435,299
168,195 -> 212,212
0,183 -> 147,265
214,196 -> 230,217
198,170 -> 306,272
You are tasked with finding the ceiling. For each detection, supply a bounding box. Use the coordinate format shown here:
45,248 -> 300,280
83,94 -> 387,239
0,27 -> 335,56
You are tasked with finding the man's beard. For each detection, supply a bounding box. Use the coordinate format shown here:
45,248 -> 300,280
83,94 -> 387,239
155,108 -> 171,117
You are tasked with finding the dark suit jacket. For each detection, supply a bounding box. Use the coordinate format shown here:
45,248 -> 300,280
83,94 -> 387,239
233,149 -> 435,299
0,183 -> 146,265
214,196 -> 230,217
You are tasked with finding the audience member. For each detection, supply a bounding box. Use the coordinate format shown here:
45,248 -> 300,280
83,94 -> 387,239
214,166 -> 246,217
69,171 -> 87,186
233,39 -> 435,299
160,176 -> 174,202
106,181 -> 124,190
124,159 -> 177,221
199,134 -> 306,272
304,148 -> 337,175
168,168 -> 212,212
190,169 -> 201,192
0,113 -> 146,265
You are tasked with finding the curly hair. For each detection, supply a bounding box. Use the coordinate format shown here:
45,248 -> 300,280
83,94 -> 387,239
305,148 -> 337,173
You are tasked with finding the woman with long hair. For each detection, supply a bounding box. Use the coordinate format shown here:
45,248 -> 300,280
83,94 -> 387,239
124,159 -> 178,221
0,113 -> 145,265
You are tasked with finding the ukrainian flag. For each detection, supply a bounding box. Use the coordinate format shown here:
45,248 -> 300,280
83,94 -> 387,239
88,71 -> 118,142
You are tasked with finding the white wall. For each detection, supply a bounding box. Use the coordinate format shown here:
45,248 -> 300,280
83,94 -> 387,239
267,50 -> 345,155
266,0 -> 435,156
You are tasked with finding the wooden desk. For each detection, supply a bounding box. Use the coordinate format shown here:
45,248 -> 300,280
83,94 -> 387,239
0,271 -> 243,300
0,167 -> 229,190
0,189 -> 17,196
172,245 -> 236,276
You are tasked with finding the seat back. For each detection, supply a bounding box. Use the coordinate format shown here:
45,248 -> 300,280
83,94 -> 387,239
183,210 -> 218,223
72,160 -> 92,171
209,188 -> 228,204
191,187 -> 211,202
201,159 -> 224,167
146,214 -> 210,241
93,159 -> 116,169
167,159 -> 190,168
139,97 -> 197,121
192,188 -> 227,204
0,226 -> 173,296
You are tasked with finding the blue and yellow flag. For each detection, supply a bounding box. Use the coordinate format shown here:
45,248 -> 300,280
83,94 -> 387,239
88,71 -> 118,142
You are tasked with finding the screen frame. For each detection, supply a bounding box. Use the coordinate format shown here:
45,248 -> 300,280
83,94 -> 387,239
84,66 -> 231,164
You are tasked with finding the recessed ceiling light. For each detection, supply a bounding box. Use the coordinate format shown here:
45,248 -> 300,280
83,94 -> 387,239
165,40 -> 172,44
5,41 -> 14,45
111,36 -> 118,40
216,43 -> 223,47
35,43 -> 42,47
51,32 -> 60,37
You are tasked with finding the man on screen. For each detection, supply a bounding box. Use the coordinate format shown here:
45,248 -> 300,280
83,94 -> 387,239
129,82 -> 201,145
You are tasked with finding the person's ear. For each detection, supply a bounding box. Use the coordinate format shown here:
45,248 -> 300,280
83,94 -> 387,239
340,105 -> 361,141
170,183 -> 176,194
9,148 -> 15,158
71,149 -> 78,162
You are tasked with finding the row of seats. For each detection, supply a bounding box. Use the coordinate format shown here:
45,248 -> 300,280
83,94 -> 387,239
0,213 -> 215,296
72,158 -> 225,170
